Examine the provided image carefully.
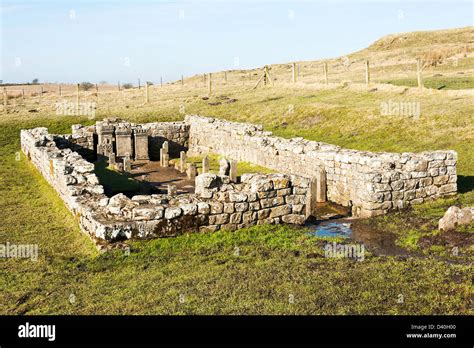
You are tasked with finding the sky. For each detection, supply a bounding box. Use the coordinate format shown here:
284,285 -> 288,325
1,0 -> 473,84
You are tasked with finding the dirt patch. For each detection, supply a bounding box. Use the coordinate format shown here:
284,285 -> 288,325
130,160 -> 195,194
315,202 -> 350,220
351,220 -> 413,257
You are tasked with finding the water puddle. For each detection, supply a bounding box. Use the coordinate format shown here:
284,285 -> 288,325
305,200 -> 412,257
306,218 -> 411,256
307,220 -> 353,238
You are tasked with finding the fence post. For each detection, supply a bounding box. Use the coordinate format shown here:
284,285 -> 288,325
208,73 -> 212,96
224,71 -> 227,84
323,62 -> 328,85
76,83 -> 80,111
118,81 -> 121,91
95,83 -> 98,93
181,75 -> 184,86
3,88 -> 7,108
160,76 -> 163,88
145,82 -> 150,103
416,58 -> 423,89
138,78 -> 141,90
21,88 -> 25,100
365,60 -> 370,85
40,86 -> 43,97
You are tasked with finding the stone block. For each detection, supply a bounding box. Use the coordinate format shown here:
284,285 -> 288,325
270,205 -> 291,218
223,203 -> 235,213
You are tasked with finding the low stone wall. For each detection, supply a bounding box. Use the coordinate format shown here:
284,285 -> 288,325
20,127 -> 111,242
21,127 -> 309,244
186,115 -> 458,217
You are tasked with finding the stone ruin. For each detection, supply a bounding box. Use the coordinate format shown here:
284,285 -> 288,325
20,115 -> 458,245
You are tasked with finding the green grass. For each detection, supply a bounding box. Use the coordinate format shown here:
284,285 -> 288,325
0,115 -> 473,314
381,76 -> 474,90
94,160 -> 145,196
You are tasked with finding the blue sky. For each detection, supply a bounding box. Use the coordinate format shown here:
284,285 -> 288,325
1,0 -> 472,84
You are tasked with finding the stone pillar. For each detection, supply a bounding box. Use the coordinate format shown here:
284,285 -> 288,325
202,155 -> 210,174
134,128 -> 149,160
96,123 -> 115,157
179,151 -> 186,173
108,152 -> 116,166
305,178 -> 318,219
187,163 -> 197,180
316,168 -> 327,203
229,160 -> 238,182
115,127 -> 133,158
123,153 -> 132,172
219,158 -> 230,176
162,153 -> 169,167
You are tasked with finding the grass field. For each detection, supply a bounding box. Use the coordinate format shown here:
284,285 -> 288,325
1,27 -> 473,314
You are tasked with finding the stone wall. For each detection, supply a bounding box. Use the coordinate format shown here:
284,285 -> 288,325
20,127 -> 111,242
185,115 -> 458,217
66,119 -> 189,161
142,121 -> 189,160
21,127 -> 309,244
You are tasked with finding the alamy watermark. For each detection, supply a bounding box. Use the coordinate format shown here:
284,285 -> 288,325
324,242 -> 365,261
18,322 -> 55,341
0,242 -> 38,261
55,100 -> 96,117
380,100 -> 420,119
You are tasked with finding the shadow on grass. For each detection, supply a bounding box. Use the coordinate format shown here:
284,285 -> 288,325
457,175 -> 474,194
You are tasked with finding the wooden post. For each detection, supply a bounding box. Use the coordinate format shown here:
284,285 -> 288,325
95,83 -> 98,93
292,62 -> 297,83
265,65 -> 273,86
58,85 -> 62,97
160,76 -> 163,88
224,71 -> 227,84
76,83 -> 80,110
181,75 -> 184,86
118,81 -> 121,91
3,88 -> 7,108
208,73 -> 212,96
21,88 -> 25,100
40,86 -> 43,97
365,60 -> 370,85
145,82 -> 150,103
138,78 -> 141,90
416,58 -> 423,89
323,62 -> 328,85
